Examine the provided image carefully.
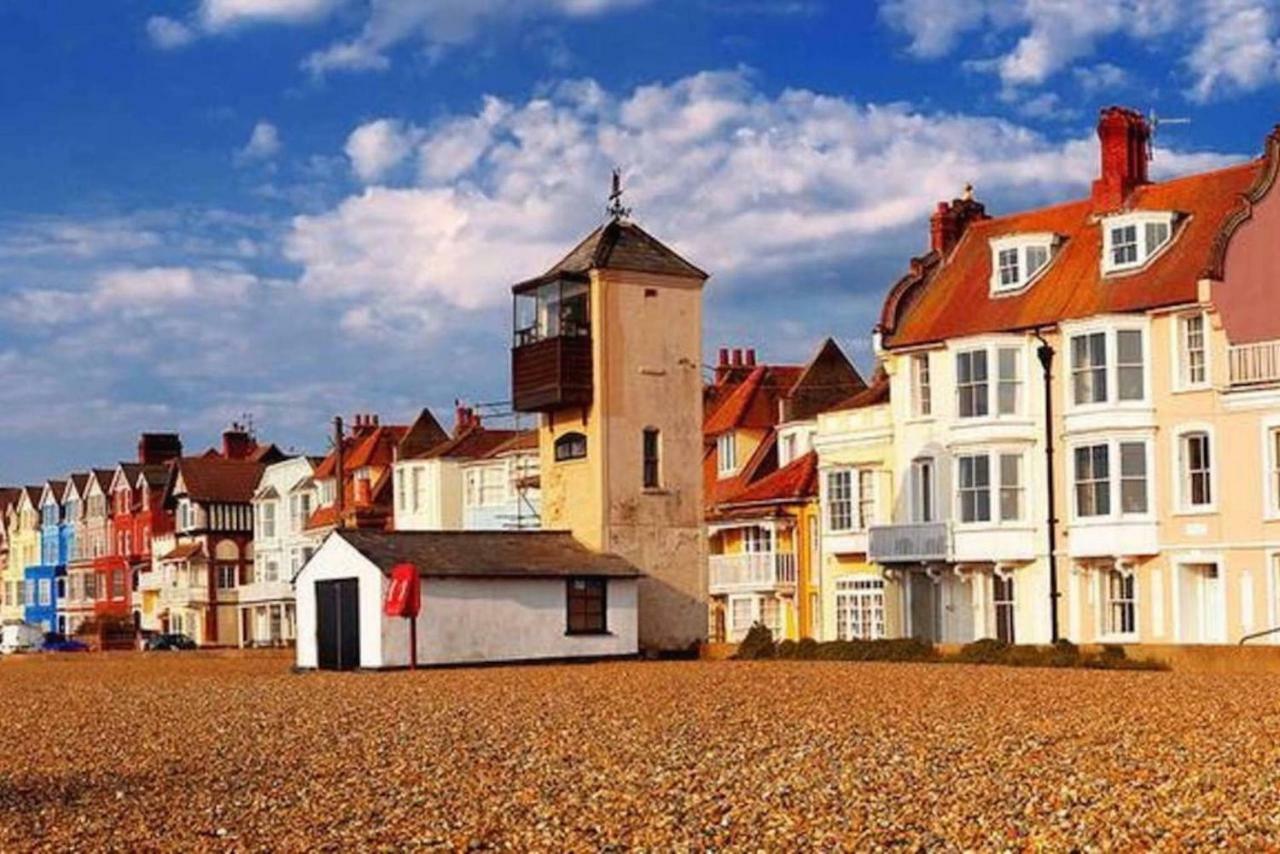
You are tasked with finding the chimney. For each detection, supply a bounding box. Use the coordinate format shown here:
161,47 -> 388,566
744,348 -> 756,367
351,413 -> 378,438
929,184 -> 988,256
221,425 -> 254,460
1092,106 -> 1150,211
138,433 -> 182,465
454,405 -> 479,434
731,348 -> 743,367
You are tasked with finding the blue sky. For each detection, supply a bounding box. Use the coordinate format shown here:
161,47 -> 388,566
2,0 -> 1279,481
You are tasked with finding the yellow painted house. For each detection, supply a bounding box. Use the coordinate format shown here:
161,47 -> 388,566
704,339 -> 866,642
812,374 -> 899,641
3,486 -> 42,623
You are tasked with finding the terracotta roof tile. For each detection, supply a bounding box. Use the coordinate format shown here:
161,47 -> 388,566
172,458 -> 265,504
159,542 -> 205,562
720,451 -> 818,506
415,426 -> 520,461
883,160 -> 1264,347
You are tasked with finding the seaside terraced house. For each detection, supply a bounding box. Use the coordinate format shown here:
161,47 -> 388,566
109,433 -> 183,631
243,454 -> 318,647
460,430 -> 541,530
62,470 -> 114,635
26,479 -> 67,632
869,106 -> 1280,647
146,426 -> 282,644
812,371 -> 898,642
310,409 -> 447,537
3,487 -> 41,624
0,488 -> 19,616
704,340 -> 866,642
393,407 -> 520,532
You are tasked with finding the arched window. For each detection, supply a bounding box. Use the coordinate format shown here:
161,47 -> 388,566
554,432 -> 587,462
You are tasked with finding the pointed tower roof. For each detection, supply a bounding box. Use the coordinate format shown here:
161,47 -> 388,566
518,219 -> 707,289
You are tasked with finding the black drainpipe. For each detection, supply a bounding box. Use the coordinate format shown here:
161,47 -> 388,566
1034,330 -> 1061,644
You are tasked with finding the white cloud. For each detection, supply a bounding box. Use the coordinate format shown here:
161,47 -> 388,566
198,0 -> 344,31
284,69 -> 1243,338
146,16 -> 196,49
879,0 -> 1280,102
238,121 -> 282,162
302,0 -> 652,74
345,119 -> 422,183
1187,0 -> 1280,102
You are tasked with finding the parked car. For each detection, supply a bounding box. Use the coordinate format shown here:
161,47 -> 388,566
41,633 -> 90,653
0,622 -> 45,655
144,633 -> 197,651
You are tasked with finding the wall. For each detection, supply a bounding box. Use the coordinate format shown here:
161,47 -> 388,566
380,576 -> 638,667
294,534 -> 385,669
1214,161 -> 1280,344
539,268 -> 708,652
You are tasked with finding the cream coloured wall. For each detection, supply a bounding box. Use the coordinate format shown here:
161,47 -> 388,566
539,267 -> 707,652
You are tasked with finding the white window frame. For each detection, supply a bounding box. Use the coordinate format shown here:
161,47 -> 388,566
988,233 -> 1058,295
1068,436 -> 1154,523
834,577 -> 886,641
1174,425 -> 1216,515
1097,563 -> 1138,641
716,433 -> 738,478
1065,320 -> 1151,411
1101,211 -> 1177,275
955,453 -> 992,525
1173,311 -> 1210,392
825,469 -> 854,533
910,353 -> 932,418
955,349 -> 990,419
911,457 -> 935,523
1264,420 -> 1280,521
952,340 -> 1026,420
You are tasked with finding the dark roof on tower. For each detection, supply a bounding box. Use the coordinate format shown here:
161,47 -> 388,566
517,219 -> 707,289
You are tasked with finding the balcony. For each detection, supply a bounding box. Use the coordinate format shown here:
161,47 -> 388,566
709,552 -> 797,593
869,522 -> 950,563
238,580 -> 294,604
511,335 -> 593,412
1228,339 -> 1280,388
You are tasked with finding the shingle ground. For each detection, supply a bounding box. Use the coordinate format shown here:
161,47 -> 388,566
2,654 -> 1279,850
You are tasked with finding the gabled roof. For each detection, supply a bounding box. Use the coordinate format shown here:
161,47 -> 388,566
720,451 -> 818,507
520,218 -> 707,288
20,486 -> 42,509
704,366 -> 803,434
0,488 -> 19,519
314,424 -> 408,480
827,367 -> 891,413
85,468 -> 115,496
112,463 -> 144,494
62,473 -> 90,502
413,426 -> 520,461
168,458 -> 265,505
137,464 -> 171,490
881,159 -> 1265,348
40,481 -> 66,507
160,542 -> 205,562
324,529 -> 642,580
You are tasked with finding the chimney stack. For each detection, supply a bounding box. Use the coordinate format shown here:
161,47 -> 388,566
929,184 -> 988,256
745,348 -> 756,367
221,425 -> 254,460
454,405 -> 479,434
731,348 -> 743,367
1091,106 -> 1150,211
138,433 -> 182,465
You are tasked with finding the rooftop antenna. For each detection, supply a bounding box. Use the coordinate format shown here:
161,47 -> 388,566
606,167 -> 631,221
1147,109 -> 1191,161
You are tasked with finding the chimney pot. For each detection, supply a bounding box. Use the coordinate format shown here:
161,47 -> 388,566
745,349 -> 756,366
731,348 -> 742,366
718,347 -> 729,367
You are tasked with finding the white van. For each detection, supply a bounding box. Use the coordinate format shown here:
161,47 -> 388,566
0,622 -> 45,655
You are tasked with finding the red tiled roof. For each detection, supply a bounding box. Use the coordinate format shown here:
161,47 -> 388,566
720,451 -> 817,506
480,430 -> 539,459
828,369 -> 891,412
313,425 -> 409,479
160,541 -> 205,562
415,426 -> 520,461
882,160 -> 1265,347
703,365 -> 805,434
172,458 -> 265,504
704,429 -> 778,511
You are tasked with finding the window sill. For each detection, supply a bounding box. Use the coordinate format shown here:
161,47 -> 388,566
1097,633 -> 1138,644
1172,507 -> 1217,518
564,630 -> 612,637
641,488 -> 671,496
1171,384 -> 1211,395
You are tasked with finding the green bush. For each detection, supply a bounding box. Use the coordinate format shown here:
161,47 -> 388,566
732,629 -> 1165,670
733,622 -> 776,660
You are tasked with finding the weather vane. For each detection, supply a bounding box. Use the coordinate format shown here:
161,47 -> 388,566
607,167 -> 631,221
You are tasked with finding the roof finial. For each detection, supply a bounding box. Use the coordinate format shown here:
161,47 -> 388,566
962,182 -> 974,202
607,167 -> 631,221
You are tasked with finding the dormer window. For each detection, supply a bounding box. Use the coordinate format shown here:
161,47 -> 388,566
1102,212 -> 1176,274
989,233 -> 1057,295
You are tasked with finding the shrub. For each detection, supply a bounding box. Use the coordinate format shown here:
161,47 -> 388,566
954,638 -> 1011,664
734,623 -> 776,660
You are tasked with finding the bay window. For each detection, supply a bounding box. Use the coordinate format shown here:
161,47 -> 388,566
1119,442 -> 1149,514
998,454 -> 1023,522
997,348 -> 1020,414
956,350 -> 989,417
1116,330 -> 1144,401
1072,439 -> 1151,520
1074,444 -> 1111,517
957,454 -> 991,523
1072,333 -> 1108,405
1069,326 -> 1147,407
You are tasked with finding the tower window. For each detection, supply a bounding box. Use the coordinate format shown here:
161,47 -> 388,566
643,428 -> 660,489
554,432 -> 587,462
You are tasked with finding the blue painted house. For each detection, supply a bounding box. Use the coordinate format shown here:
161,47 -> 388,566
24,479 -> 67,633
